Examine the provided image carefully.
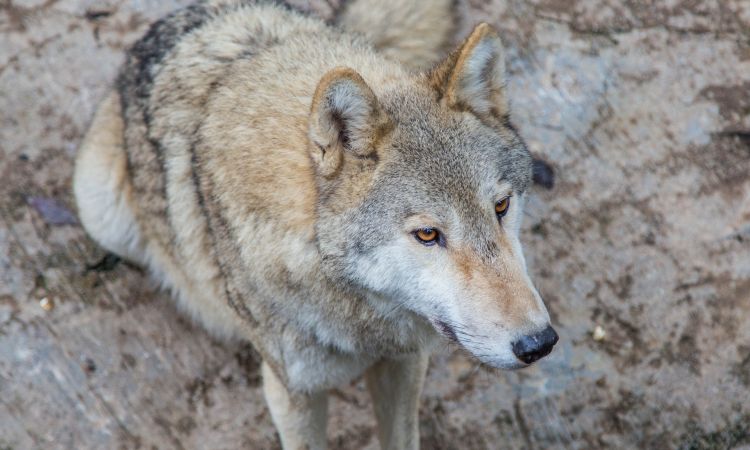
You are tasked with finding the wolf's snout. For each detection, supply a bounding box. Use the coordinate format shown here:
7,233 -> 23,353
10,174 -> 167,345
511,325 -> 559,364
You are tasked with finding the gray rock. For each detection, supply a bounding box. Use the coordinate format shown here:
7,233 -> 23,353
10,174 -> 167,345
0,0 -> 748,448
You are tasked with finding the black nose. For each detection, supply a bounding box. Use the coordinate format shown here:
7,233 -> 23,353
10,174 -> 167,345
512,326 -> 559,364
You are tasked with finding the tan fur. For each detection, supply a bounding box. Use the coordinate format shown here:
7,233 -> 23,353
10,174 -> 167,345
430,23 -> 509,123
74,1 -> 554,447
74,93 -> 141,263
336,0 -> 457,70
452,239 -> 543,330
75,91 -> 253,343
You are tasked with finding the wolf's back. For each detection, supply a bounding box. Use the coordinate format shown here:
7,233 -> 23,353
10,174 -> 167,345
112,0 -> 455,248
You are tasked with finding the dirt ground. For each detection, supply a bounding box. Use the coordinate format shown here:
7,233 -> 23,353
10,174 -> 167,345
1,0 -> 749,449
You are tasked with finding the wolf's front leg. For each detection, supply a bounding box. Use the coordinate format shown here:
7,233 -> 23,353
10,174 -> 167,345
366,352 -> 429,450
262,362 -> 328,450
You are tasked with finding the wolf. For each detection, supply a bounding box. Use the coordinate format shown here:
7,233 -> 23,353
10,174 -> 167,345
73,0 -> 558,448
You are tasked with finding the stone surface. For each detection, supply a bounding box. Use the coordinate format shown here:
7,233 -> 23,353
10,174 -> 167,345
1,0 -> 749,449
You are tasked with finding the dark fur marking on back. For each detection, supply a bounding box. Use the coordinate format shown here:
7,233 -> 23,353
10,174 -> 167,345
115,2 -> 217,249
189,139 -> 259,327
185,69 -> 259,327
120,2 -> 211,101
114,0 -> 334,325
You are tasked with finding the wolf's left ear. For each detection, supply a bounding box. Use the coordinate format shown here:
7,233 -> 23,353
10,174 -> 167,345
429,23 -> 508,123
309,67 -> 391,177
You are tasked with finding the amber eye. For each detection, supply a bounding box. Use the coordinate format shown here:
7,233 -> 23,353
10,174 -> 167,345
414,228 -> 440,246
495,197 -> 511,218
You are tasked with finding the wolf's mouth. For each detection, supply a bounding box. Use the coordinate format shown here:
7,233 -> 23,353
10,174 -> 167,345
430,318 -> 459,344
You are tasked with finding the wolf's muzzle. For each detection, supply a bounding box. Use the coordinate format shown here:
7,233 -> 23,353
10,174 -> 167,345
511,325 -> 559,364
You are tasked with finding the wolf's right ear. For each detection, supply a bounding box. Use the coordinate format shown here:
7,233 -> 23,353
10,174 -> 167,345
309,68 -> 391,177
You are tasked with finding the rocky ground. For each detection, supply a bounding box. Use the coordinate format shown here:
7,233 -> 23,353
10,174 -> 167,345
1,0 -> 749,449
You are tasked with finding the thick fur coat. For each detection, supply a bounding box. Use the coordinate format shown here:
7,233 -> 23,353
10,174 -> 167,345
74,1 -> 555,448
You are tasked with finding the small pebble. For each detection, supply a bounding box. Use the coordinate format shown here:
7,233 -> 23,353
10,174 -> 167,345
592,325 -> 606,341
85,9 -> 112,21
83,357 -> 97,374
39,297 -> 54,311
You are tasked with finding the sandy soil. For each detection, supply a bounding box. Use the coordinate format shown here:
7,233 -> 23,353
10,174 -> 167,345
1,0 -> 749,448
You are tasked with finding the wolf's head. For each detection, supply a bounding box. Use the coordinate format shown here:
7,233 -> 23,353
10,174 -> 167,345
308,23 -> 557,369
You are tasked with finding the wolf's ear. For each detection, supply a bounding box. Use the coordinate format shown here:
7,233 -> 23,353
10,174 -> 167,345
429,23 -> 508,122
309,68 -> 391,177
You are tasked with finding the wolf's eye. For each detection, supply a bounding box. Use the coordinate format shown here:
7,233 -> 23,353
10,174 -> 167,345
414,228 -> 440,246
495,197 -> 511,218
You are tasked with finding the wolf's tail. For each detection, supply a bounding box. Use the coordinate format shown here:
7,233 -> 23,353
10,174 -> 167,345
335,0 -> 457,71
